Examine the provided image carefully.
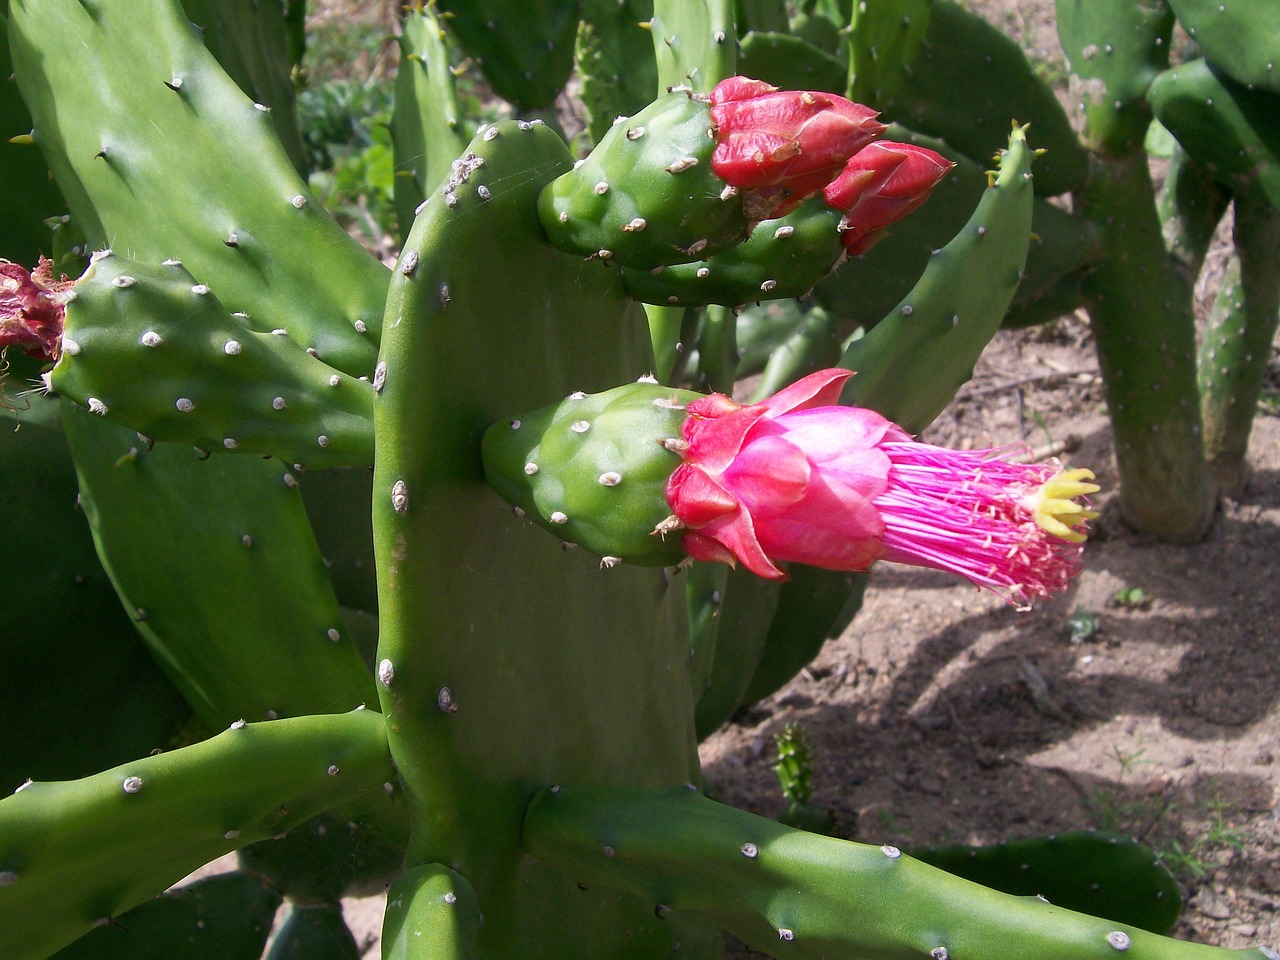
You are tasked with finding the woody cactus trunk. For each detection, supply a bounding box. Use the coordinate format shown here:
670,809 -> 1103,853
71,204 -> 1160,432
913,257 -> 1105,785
0,1 -> 1276,959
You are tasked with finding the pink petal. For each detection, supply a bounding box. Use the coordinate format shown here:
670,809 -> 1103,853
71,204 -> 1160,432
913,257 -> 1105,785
758,368 -> 854,417
688,509 -> 786,580
720,434 -> 810,511
754,472 -> 885,570
666,463 -> 739,527
682,402 -> 770,473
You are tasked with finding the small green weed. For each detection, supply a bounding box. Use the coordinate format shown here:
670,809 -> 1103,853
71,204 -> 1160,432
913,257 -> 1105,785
1067,606 -> 1100,643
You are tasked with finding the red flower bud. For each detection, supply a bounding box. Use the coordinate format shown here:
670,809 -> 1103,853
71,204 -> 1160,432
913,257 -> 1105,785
1,257 -> 71,364
822,141 -> 954,255
710,77 -> 886,220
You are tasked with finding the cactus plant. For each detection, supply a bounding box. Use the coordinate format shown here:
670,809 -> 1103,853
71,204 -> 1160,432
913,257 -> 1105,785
1,1 -> 1277,959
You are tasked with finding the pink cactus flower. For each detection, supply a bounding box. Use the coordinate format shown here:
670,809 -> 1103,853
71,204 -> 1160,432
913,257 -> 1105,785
1,257 -> 71,364
709,76 -> 886,220
822,140 -> 955,255
663,369 -> 1098,606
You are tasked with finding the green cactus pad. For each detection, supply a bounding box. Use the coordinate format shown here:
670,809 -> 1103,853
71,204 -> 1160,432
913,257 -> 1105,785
1165,0 -> 1280,93
749,304 -> 844,400
650,0 -> 737,94
913,831 -> 1182,935
525,784 -> 1270,960
0,397 -> 189,795
0,709 -> 395,960
738,30 -> 848,95
264,902 -> 359,960
47,872 -> 281,960
538,91 -> 753,270
8,0 -> 388,378
392,4 -> 468,237
886,0 -> 1087,197
1055,0 -> 1175,154
842,124 -> 1035,433
847,0 -> 930,105
238,809 -> 404,903
180,0 -> 308,176
577,0 -> 661,146
620,196 -> 847,307
435,0 -> 578,110
51,253 -> 375,469
61,411 -> 376,729
1148,59 -> 1280,210
482,379 -> 698,565
382,864 -> 482,960
1197,195 -> 1280,494
0,11 -> 66,264
374,117 -> 716,957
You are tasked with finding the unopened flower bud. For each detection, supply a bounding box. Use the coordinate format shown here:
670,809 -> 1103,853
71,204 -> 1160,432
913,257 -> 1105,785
822,141 -> 954,255
710,77 -> 886,220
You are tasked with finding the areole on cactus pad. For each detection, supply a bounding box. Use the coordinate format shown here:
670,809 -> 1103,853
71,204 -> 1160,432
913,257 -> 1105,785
482,369 -> 1099,606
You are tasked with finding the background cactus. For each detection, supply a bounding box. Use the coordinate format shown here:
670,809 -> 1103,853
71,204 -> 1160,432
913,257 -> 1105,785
2,0 -> 1278,958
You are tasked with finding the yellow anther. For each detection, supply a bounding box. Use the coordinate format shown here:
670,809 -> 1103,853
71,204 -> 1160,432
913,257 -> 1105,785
1026,468 -> 1100,542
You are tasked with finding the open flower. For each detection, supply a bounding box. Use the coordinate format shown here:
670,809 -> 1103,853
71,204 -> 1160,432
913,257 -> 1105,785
663,368 -> 1098,606
822,141 -> 955,255
1,257 -> 71,364
710,77 -> 886,220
